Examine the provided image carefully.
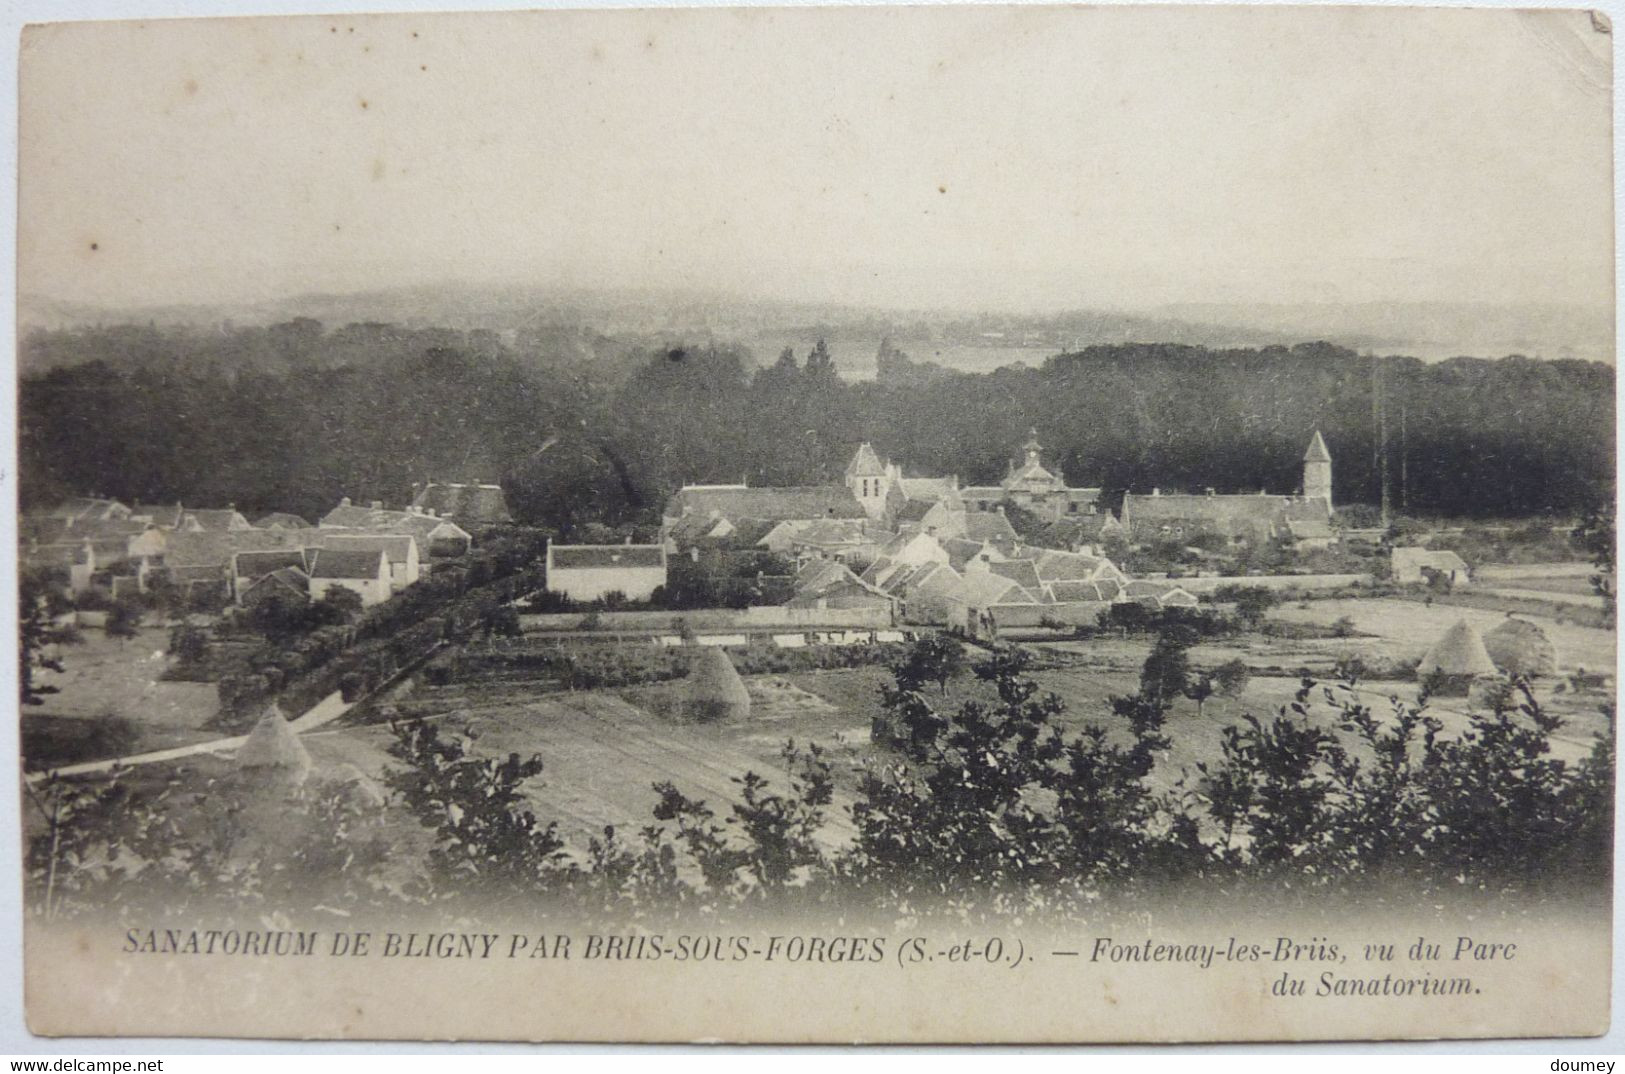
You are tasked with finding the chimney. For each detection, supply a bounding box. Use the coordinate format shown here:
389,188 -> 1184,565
995,504 -> 1005,515
926,526 -> 937,537
1205,488 -> 1216,496
624,535 -> 633,545
1151,488 -> 1160,497
340,496 -> 352,507
370,500 -> 383,510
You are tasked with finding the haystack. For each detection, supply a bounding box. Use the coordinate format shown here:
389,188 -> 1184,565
684,647 -> 751,722
1417,619 -> 1498,678
1484,617 -> 1559,678
235,704 -> 312,787
324,762 -> 388,810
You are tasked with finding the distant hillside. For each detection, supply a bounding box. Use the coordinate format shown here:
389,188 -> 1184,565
18,286 -> 1613,378
1154,301 -> 1614,365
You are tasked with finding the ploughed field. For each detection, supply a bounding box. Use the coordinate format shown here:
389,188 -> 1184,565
312,669 -> 893,850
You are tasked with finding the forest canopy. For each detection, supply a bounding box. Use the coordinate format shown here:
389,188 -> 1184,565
18,323 -> 1614,530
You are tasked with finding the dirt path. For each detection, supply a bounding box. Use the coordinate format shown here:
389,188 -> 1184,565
23,693 -> 357,782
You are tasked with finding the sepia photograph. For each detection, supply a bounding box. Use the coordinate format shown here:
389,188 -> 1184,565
9,1 -> 1618,1045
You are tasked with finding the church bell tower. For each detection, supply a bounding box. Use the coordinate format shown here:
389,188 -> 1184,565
1303,430 -> 1333,510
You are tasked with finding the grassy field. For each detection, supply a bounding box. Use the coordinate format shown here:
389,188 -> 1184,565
316,584 -> 1613,853
23,627 -> 220,762
31,584 -> 1611,859
1267,596 -> 1614,673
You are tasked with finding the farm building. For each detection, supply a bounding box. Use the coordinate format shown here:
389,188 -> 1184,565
317,498 -> 474,558
165,529 -> 308,592
320,533 -> 421,589
663,485 -> 869,533
1120,433 -> 1335,547
898,564 -> 965,625
410,481 -> 513,526
308,548 -> 393,607
546,543 -> 668,602
1391,547 -> 1471,588
231,549 -> 310,601
949,568 -> 1040,638
787,559 -> 894,612
787,518 -> 888,566
179,508 -> 254,532
240,566 -> 311,609
254,512 -> 312,531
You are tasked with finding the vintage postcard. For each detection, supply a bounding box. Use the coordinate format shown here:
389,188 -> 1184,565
13,3 -> 1616,1043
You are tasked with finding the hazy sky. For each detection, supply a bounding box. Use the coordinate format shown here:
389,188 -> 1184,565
17,4 -> 1615,314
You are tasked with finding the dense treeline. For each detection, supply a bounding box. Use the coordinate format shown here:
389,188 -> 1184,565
19,323 -> 1614,527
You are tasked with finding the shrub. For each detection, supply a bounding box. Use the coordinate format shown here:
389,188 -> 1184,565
1213,659 -> 1251,697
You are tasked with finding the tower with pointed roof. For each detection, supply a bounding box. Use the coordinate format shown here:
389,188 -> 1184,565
1004,429 -> 1060,492
845,442 -> 891,521
1303,430 -> 1333,509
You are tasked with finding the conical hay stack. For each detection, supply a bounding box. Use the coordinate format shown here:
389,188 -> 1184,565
235,704 -> 312,785
1484,617 -> 1559,678
684,647 -> 751,722
325,762 -> 389,809
1417,619 -> 1498,678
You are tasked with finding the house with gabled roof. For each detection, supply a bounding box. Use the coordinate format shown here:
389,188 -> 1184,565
1391,547 -> 1471,588
317,498 -> 473,557
254,512 -> 312,531
410,482 -> 513,526
308,548 -> 392,607
964,510 -> 1020,545
662,485 -> 868,534
947,568 -> 1042,638
40,496 -> 130,526
1122,579 -> 1200,609
1031,549 -> 1128,587
164,529 -> 308,593
989,558 -> 1045,594
546,543 -> 668,602
895,495 -> 967,540
786,518 -> 887,567
1121,432 -> 1336,549
319,533 -> 420,589
942,537 -> 1014,574
240,566 -> 311,610
230,549 -> 311,602
1034,512 -> 1124,553
179,507 -> 253,532
128,502 -> 188,530
900,563 -> 964,625
787,558 -> 894,612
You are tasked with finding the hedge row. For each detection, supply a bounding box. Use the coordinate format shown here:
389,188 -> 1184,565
211,531 -> 550,729
427,639 -> 911,691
